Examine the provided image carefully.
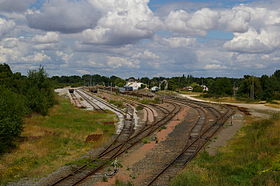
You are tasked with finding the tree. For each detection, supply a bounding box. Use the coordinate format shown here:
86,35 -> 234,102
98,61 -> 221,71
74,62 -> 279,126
25,67 -> 55,115
208,78 -> 232,97
0,87 -> 26,153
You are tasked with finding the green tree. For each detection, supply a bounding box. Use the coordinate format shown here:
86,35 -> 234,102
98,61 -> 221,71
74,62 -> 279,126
25,67 -> 55,115
0,87 -> 26,153
208,78 -> 232,97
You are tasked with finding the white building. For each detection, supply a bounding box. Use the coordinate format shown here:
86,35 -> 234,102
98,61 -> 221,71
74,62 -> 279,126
151,86 -> 159,92
183,86 -> 193,91
125,81 -> 143,91
201,85 -> 208,92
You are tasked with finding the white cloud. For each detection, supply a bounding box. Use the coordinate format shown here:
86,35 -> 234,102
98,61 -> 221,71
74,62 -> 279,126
56,51 -> 73,62
22,52 -> 51,62
204,64 -> 227,70
32,32 -> 59,43
0,18 -> 15,37
107,56 -> 139,68
132,50 -> 159,60
224,27 -> 280,53
162,37 -> 196,48
76,69 -> 90,74
165,8 -> 218,36
81,0 -> 162,45
218,7 -> 251,33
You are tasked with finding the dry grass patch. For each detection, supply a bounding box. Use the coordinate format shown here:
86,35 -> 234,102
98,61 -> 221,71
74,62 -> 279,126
0,96 -> 116,185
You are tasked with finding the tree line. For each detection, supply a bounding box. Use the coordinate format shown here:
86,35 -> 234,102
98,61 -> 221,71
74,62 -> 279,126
0,64 -> 55,153
52,70 -> 280,101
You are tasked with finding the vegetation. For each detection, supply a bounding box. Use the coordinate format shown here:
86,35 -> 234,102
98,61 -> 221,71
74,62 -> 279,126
51,69 -> 280,101
0,96 -> 116,185
0,64 -> 55,153
170,113 -> 280,186
139,97 -> 161,105
51,74 -> 126,88
115,180 -> 133,186
109,99 -> 125,108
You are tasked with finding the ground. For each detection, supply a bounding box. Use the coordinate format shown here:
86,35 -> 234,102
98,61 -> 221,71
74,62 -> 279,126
170,113 -> 280,186
0,96 -> 116,185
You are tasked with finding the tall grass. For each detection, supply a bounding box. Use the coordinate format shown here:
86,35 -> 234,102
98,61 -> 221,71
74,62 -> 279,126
171,113 -> 280,186
0,96 -> 116,185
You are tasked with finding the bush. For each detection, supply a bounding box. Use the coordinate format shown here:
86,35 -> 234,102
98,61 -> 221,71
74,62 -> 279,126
0,87 -> 27,153
25,67 -> 56,115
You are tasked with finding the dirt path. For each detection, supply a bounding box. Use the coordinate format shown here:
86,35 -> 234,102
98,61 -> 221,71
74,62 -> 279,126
181,94 -> 280,111
206,111 -> 244,155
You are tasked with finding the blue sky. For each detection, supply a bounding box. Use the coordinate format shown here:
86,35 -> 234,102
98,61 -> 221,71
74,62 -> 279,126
0,0 -> 279,78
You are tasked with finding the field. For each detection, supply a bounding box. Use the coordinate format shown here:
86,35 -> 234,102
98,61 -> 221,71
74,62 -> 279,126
0,96 -> 116,185
170,113 -> 280,186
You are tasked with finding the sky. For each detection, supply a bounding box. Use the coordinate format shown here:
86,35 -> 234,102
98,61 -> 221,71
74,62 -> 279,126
0,0 -> 280,78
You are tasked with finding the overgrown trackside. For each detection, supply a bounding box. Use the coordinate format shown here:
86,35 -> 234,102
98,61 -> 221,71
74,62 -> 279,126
0,97 -> 116,185
171,113 -> 280,186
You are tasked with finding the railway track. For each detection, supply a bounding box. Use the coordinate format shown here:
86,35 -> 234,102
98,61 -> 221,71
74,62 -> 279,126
49,92 -> 181,186
147,97 -> 235,185
75,90 -> 104,111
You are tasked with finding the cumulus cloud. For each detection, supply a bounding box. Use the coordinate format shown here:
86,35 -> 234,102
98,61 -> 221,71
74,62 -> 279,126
204,64 -> 227,70
224,27 -> 280,53
26,0 -> 101,33
107,56 -> 139,68
132,50 -> 159,60
81,0 -> 162,45
56,51 -> 73,62
162,37 -> 196,48
22,52 -> 51,62
218,7 -> 251,33
0,18 -> 15,37
165,8 -> 218,36
32,32 -> 59,43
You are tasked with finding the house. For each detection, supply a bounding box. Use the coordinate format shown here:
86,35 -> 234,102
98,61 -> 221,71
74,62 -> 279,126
201,85 -> 208,92
124,81 -> 143,91
183,86 -> 193,91
151,86 -> 159,92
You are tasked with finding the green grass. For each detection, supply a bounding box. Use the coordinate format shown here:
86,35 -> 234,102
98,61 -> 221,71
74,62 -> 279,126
109,99 -> 125,108
170,113 -> 280,186
139,97 -> 161,105
0,96 -> 116,185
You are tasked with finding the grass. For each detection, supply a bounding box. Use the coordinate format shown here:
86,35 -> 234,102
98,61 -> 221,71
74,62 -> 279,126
170,113 -> 280,186
179,91 -> 203,95
139,97 -> 161,105
109,99 -> 125,108
0,96 -> 116,185
265,100 -> 280,109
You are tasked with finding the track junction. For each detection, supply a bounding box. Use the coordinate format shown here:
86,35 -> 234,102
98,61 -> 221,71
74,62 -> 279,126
40,87 -> 236,186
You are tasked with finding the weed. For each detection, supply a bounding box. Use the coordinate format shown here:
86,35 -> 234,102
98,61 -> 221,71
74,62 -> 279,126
115,180 -> 133,186
0,97 -> 116,185
170,113 -> 280,186
102,176 -> 108,182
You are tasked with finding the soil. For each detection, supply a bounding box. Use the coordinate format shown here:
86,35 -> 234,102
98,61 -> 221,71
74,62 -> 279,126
206,111 -> 244,155
92,104 -> 193,185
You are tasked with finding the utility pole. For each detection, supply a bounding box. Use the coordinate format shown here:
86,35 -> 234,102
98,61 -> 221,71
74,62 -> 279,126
233,81 -> 237,97
250,76 -> 254,100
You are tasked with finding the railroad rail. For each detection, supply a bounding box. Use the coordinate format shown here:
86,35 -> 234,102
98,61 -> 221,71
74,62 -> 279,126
147,97 -> 235,185
49,91 -> 180,186
75,90 -> 104,111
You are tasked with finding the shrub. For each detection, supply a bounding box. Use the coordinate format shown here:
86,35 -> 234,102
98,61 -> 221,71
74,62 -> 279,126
25,67 -> 56,115
0,87 -> 27,153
